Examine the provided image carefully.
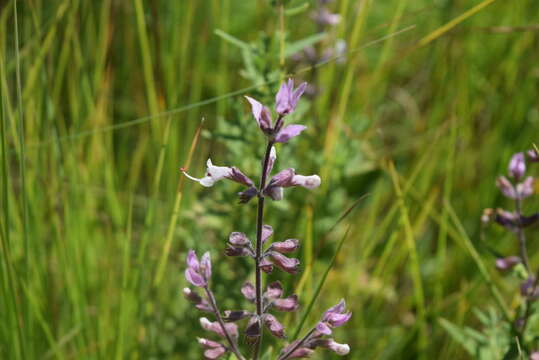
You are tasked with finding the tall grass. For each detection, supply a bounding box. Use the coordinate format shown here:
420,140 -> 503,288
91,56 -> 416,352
1,0 -> 538,358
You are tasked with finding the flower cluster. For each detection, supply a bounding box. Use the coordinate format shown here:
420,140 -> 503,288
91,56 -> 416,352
181,79 -> 351,359
481,149 -> 538,356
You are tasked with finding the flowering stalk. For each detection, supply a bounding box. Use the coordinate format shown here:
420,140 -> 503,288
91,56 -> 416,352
482,150 -> 538,354
181,79 -> 351,359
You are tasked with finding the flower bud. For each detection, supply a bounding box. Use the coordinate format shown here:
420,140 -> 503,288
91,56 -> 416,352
273,295 -> 299,312
269,251 -> 300,274
241,282 -> 256,302
260,258 -> 274,273
200,317 -> 238,338
264,314 -> 286,338
516,177 -> 534,199
262,225 -> 273,244
228,232 -> 250,247
495,256 -> 521,271
496,176 -> 517,199
509,152 -> 526,180
264,281 -> 283,300
245,316 -> 261,341
238,187 -> 258,204
528,149 -> 539,162
197,338 -> 227,360
271,239 -> 300,253
223,310 -> 252,322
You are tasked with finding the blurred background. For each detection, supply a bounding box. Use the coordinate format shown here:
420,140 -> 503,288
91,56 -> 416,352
1,0 -> 538,358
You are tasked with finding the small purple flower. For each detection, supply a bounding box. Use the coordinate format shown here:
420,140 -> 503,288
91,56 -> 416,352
238,187 -> 258,204
264,281 -> 284,300
229,232 -> 251,247
516,177 -> 535,199
273,295 -> 299,312
259,257 -> 274,273
262,224 -> 274,244
244,316 -> 262,341
182,159 -> 253,188
200,317 -> 239,338
275,124 -> 307,143
198,338 -> 227,360
264,168 -> 321,200
185,250 -> 212,287
183,287 -> 212,312
223,310 -> 252,322
312,8 -> 341,26
495,256 -> 521,271
496,176 -> 517,199
528,149 -> 539,162
245,96 -> 273,135
241,282 -> 256,303
275,79 -> 307,116
313,339 -> 350,355
320,299 -> 352,328
270,239 -> 300,253
264,314 -> 286,338
531,351 -> 539,360
509,152 -> 526,180
268,251 -> 300,274
226,232 -> 254,257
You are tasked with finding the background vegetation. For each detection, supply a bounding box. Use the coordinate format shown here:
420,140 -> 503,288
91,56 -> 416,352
1,0 -> 538,358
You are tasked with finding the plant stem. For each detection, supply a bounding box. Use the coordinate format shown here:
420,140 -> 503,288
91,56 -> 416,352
204,286 -> 245,360
253,140 -> 275,359
515,197 -> 530,271
278,327 -> 316,360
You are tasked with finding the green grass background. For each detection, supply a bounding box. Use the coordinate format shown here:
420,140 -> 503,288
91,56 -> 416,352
1,0 -> 539,358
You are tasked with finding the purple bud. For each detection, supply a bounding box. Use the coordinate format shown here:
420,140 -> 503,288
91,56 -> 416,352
528,149 -> 539,162
241,282 -> 256,302
288,348 -> 315,359
198,338 -> 227,359
521,277 -> 539,299
262,225 -> 273,244
238,187 -> 258,204
260,258 -> 274,273
318,339 -> 350,355
312,8 -> 341,26
264,281 -> 283,300
517,177 -> 535,199
316,321 -> 332,335
273,295 -> 299,312
269,251 -> 300,274
225,245 -> 254,257
183,287 -> 203,304
186,250 -> 200,271
322,299 -> 352,327
495,256 -> 521,271
264,314 -> 286,338
275,125 -> 307,143
245,316 -> 261,340
271,239 -> 300,253
531,351 -> 539,360
522,213 -> 539,227
265,146 -> 277,179
493,209 -> 518,230
200,252 -> 212,280
509,153 -> 526,179
200,317 -> 238,338
265,186 -> 284,201
223,310 -> 252,322
185,267 -> 206,287
182,159 -> 253,188
496,176 -> 517,199
245,96 -> 273,134
195,302 -> 213,312
267,168 -> 321,190
275,79 -> 307,115
229,232 -> 250,247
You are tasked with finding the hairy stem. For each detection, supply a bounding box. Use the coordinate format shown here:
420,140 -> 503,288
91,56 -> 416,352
278,328 -> 316,360
204,287 -> 245,360
253,140 -> 275,359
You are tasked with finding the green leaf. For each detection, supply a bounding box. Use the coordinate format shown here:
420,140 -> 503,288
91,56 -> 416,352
285,32 -> 327,58
214,29 -> 251,51
284,2 -> 310,16
439,318 -> 478,355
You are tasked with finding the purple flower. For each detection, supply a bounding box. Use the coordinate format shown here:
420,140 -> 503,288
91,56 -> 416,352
185,250 -> 212,287
268,251 -> 300,274
264,281 -> 284,300
270,239 -> 300,253
531,351 -> 539,360
262,224 -> 274,244
509,152 -> 526,179
241,282 -> 256,303
244,316 -> 262,340
226,232 -> 254,257
264,314 -> 286,338
223,310 -> 252,322
259,257 -> 274,273
245,96 -> 273,135
263,168 -> 321,200
516,177 -> 535,199
238,187 -> 258,204
200,317 -> 239,338
228,232 -> 251,247
496,176 -> 517,199
312,8 -> 341,26
320,299 -> 352,328
183,287 -> 212,312
275,79 -> 307,116
311,339 -> 350,355
275,124 -> 307,143
198,338 -> 227,360
273,295 -> 299,312
495,256 -> 521,271
528,149 -> 539,162
182,159 -> 253,188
